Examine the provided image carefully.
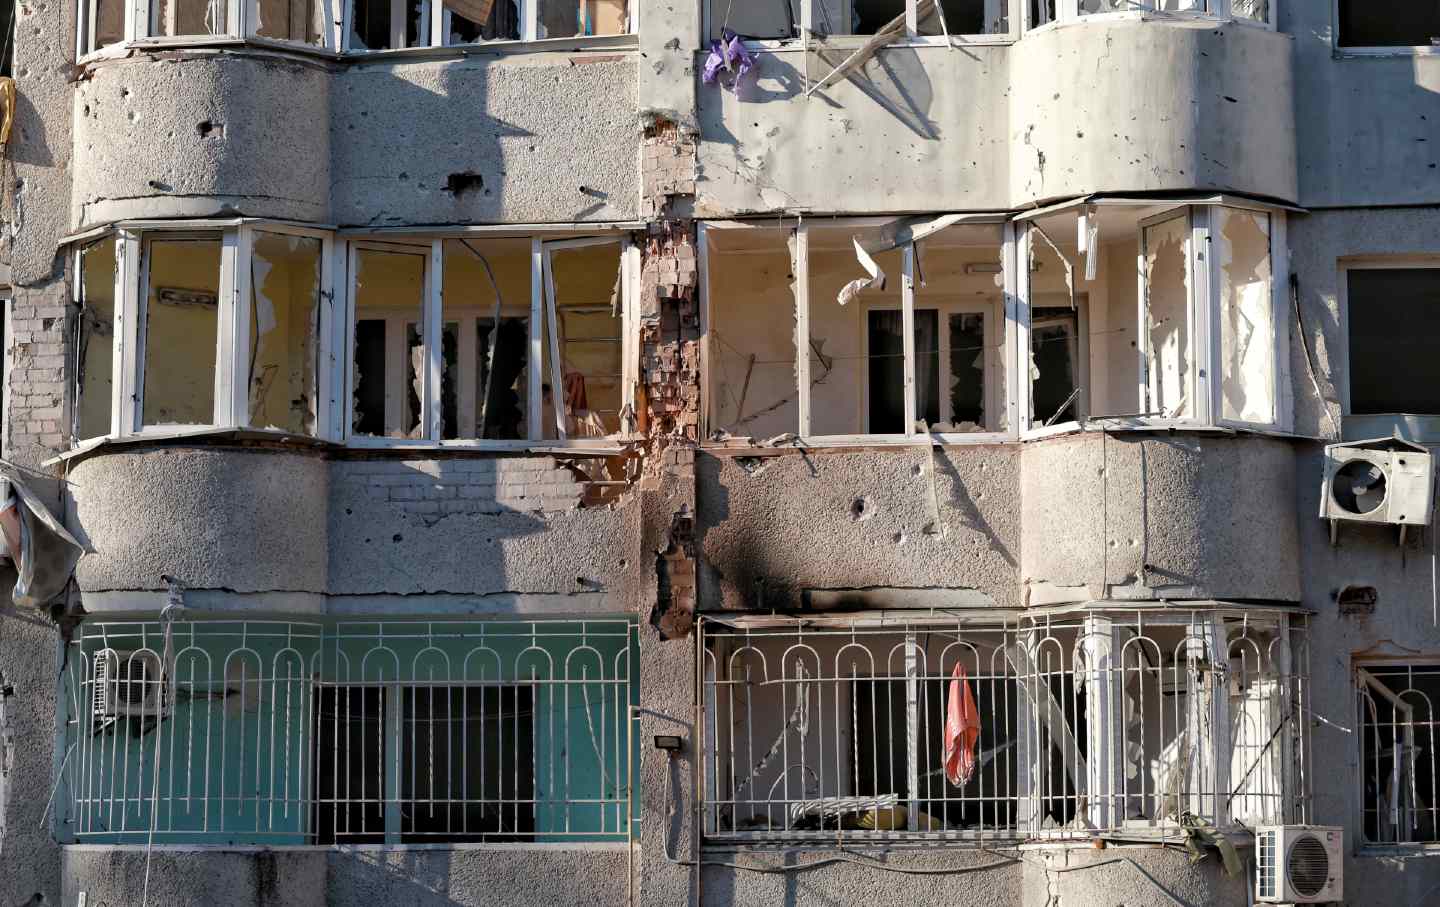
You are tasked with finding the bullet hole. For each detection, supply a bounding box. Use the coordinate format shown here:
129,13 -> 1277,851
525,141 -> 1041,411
344,508 -> 352,515
126,110 -> 137,122
196,120 -> 223,138
735,456 -> 767,476
41,317 -> 54,330
1337,585 -> 1378,617
1223,95 -> 1238,103
850,497 -> 874,521
893,531 -> 907,545
911,464 -> 923,478
619,558 -> 628,568
147,179 -> 171,191
446,171 -> 483,195
392,533 -> 402,542
82,104 -> 89,116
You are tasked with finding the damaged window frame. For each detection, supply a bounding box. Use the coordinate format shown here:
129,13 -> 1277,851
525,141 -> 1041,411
1015,198 -> 1292,440
698,216 -> 1019,447
1024,0 -> 1273,32
68,219 -> 338,446
341,231 -> 639,449
340,0 -> 635,52
1353,659 -> 1440,848
710,0 -> 1018,50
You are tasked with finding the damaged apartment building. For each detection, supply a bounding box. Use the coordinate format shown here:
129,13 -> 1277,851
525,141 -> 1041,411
2,0 -> 1440,905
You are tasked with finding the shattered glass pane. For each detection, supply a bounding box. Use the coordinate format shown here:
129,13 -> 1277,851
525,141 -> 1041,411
441,238 -> 530,440
1077,0 -> 1200,12
1339,1 -> 1439,47
804,0 -> 901,36
349,0 -> 426,48
142,237 -> 221,427
1031,310 -> 1080,427
151,0 -> 230,35
705,228 -> 799,441
248,231 -> 321,435
1028,0 -> 1053,26
1230,0 -> 1267,23
917,0 -> 1008,36
352,247 -> 426,438
443,0 -> 519,42
86,0 -> 125,50
254,0 -> 326,43
1142,214 -> 1191,419
542,242 -> 624,440
709,0 -> 797,40
1217,208 -> 1274,425
76,238 -> 116,440
808,241 -> 904,436
538,0 -> 627,37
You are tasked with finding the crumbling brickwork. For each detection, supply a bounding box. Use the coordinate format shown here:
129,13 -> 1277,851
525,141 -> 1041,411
4,282 -> 70,462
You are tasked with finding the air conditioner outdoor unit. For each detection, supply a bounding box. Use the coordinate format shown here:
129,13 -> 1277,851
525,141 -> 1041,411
92,649 -> 169,719
1321,437 -> 1433,545
1255,825 -> 1343,904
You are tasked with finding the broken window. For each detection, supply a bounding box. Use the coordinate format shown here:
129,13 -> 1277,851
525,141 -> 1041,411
442,0 -> 519,42
441,238 -> 530,440
703,220 -> 1006,442
701,610 -> 1308,839
703,226 -> 800,441
61,617 -> 640,844
141,235 -> 222,428
796,0 -> 1005,38
151,0 -> 232,36
80,0 -> 126,52
253,0 -> 326,43
1021,203 -> 1283,433
1025,0 -> 1268,29
1028,0 -> 1053,26
247,231 -> 321,434
348,0 -> 427,48
350,244 -> 428,439
75,236 -> 117,441
1346,267 -> 1440,416
709,0 -> 799,40
1216,208 -> 1274,426
540,239 -> 629,440
1077,0 -> 1201,13
1356,663 -> 1440,845
538,0 -> 627,37
1339,2 -> 1440,48
1141,212 -> 1193,420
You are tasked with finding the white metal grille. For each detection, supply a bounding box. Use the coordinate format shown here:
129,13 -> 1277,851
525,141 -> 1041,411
61,618 -> 639,844
699,608 -> 1309,842
1256,827 -> 1278,898
1356,662 -> 1440,844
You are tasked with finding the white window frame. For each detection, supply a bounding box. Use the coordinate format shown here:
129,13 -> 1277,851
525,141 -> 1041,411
1331,0 -> 1440,57
71,219 -> 337,446
699,217 -> 1017,448
1336,257 -> 1440,442
857,296 -> 1004,436
341,232 -> 636,449
1017,201 -> 1291,439
1025,0 -> 1274,32
719,0 -> 1020,50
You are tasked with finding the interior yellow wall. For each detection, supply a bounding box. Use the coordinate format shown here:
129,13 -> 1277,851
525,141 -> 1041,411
77,239 -> 117,439
142,237 -> 221,426
706,236 -> 797,440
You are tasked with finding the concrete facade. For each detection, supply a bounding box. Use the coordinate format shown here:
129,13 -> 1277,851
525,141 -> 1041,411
0,1 -> 1437,905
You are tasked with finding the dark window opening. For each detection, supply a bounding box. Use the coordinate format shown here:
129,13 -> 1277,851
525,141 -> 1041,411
353,319 -> 387,435
1346,269 -> 1440,415
312,686 -> 386,845
349,0 -> 424,48
1339,2 -> 1440,48
947,312 -> 985,427
868,309 -> 939,433
443,0 -> 520,41
1032,306 -> 1080,425
478,318 -> 528,440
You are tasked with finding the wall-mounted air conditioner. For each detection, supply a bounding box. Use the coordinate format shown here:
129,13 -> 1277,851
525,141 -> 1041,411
92,649 -> 169,719
1321,437 -> 1433,545
1255,825 -> 1342,904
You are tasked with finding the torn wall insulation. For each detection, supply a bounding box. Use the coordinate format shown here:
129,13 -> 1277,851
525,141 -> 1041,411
0,465 -> 86,608
835,213 -> 983,306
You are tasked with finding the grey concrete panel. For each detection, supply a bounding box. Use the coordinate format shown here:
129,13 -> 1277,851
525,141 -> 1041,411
66,447 -> 330,594
700,848 -> 1023,906
695,46 -> 1011,216
0,605 -> 63,906
73,55 -> 332,228
1020,432 -> 1300,603
61,847 -> 327,906
326,460 -> 643,601
1288,2 -> 1440,208
325,845 -> 633,906
329,55 -> 639,227
1020,844 -> 1249,907
1009,19 -> 1297,206
696,447 -> 1022,610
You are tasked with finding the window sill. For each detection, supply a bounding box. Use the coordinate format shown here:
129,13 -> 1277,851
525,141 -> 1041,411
1356,843 -> 1440,856
703,432 -> 1014,451
1023,11 -> 1273,37
78,32 -> 637,67
1334,45 -> 1440,59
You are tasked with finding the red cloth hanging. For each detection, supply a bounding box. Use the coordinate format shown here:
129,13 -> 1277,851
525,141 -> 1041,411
943,662 -> 981,788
